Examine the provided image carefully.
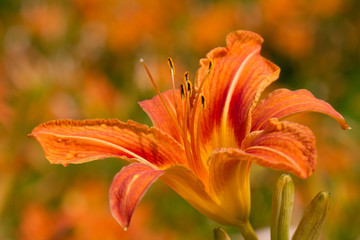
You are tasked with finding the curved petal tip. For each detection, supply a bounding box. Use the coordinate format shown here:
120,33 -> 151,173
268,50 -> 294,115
109,163 -> 164,229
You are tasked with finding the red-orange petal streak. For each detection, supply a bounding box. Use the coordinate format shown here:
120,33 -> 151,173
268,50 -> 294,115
109,163 -> 164,229
139,89 -> 182,143
251,89 -> 349,131
226,56 -> 280,142
30,119 -> 186,168
195,30 -> 280,148
242,119 -> 316,179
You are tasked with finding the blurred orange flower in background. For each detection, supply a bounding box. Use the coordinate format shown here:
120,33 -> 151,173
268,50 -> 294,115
0,0 -> 359,239
19,180 -> 175,240
21,2 -> 67,42
72,0 -> 185,52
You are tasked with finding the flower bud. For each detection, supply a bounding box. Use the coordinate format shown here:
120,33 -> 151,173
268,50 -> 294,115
214,227 -> 231,240
271,174 -> 295,240
292,192 -> 331,240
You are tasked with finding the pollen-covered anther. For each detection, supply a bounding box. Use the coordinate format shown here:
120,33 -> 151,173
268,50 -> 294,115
184,71 -> 189,81
167,57 -> 175,75
180,84 -> 185,99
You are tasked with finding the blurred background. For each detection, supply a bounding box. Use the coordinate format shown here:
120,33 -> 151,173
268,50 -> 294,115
0,0 -> 359,239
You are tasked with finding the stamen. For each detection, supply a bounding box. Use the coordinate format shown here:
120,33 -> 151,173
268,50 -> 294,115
183,72 -> 189,95
182,71 -> 209,181
181,84 -> 194,176
179,71 -> 194,172
187,59 -> 212,173
168,57 -> 181,124
190,58 -> 212,128
195,58 -> 212,95
167,60 -> 197,174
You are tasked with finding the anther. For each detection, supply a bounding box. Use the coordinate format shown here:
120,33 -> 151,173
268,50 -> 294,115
180,84 -> 185,99
201,94 -> 206,109
187,81 -> 193,96
167,58 -> 175,75
184,71 -> 189,82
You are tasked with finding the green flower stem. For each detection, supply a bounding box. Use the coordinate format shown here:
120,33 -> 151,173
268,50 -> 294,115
238,220 -> 259,240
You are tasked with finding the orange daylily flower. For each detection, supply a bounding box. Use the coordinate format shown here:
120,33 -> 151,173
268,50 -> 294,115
30,31 -> 348,232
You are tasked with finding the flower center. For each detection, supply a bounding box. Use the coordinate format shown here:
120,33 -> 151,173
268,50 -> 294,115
140,58 -> 211,182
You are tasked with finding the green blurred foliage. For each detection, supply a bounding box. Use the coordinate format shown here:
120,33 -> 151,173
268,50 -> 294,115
0,0 -> 359,239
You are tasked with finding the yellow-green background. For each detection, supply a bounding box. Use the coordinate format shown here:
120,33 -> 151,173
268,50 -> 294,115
0,0 -> 359,239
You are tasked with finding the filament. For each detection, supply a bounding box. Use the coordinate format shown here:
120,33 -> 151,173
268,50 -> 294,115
167,58 -> 181,124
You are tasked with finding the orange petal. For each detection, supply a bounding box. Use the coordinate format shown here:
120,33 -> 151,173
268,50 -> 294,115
195,30 -> 280,148
139,89 -> 182,143
109,163 -> 164,229
110,163 -> 242,228
160,165 -> 241,226
208,148 -> 252,223
242,119 -> 316,179
30,119 -> 186,168
251,89 -> 349,131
